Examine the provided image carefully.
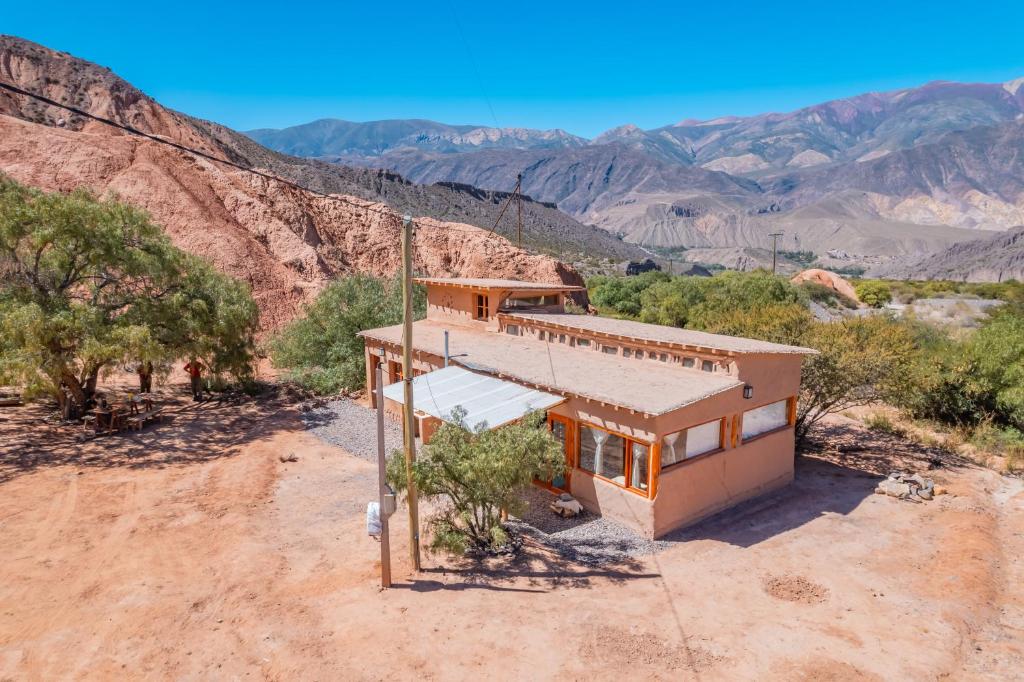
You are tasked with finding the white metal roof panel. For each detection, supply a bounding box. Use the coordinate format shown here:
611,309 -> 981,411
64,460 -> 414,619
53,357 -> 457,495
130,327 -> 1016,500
382,365 -> 565,431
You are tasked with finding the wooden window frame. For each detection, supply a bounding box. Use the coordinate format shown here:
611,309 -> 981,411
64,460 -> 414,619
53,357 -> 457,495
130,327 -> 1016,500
659,417 -> 727,471
576,420 -> 652,497
474,293 -> 489,320
543,413 -> 575,491
739,397 -> 796,444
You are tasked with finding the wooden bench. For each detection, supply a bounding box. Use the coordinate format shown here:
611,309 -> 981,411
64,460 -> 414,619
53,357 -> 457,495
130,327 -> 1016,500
124,407 -> 164,431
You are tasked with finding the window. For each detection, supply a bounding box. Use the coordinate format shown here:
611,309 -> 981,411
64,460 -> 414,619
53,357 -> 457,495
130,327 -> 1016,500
660,419 -> 724,468
576,338 -> 590,348
602,345 -> 618,355
659,353 -> 668,362
475,294 -> 489,320
742,399 -> 790,439
622,348 -> 632,358
682,357 -> 695,368
634,349 -> 644,360
505,324 -> 520,336
701,360 -> 715,372
503,294 -> 558,309
558,334 -> 567,344
537,330 -> 546,341
579,424 -> 650,493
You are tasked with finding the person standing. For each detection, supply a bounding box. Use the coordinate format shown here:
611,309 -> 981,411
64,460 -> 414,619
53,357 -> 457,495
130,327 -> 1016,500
137,361 -> 153,393
183,359 -> 204,401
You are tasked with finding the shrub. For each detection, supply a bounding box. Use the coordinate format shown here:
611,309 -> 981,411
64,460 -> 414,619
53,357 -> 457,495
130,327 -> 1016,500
387,410 -> 564,555
269,274 -> 425,395
863,412 -> 905,436
854,280 -> 892,308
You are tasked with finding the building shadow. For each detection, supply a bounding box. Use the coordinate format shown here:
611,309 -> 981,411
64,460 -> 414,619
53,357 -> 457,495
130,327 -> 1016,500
663,420 -> 971,549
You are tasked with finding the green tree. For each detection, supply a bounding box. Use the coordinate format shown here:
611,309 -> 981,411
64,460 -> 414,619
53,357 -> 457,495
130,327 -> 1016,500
795,316 -> 917,440
387,410 -> 564,555
269,274 -> 426,394
0,176 -> 258,413
854,280 -> 893,308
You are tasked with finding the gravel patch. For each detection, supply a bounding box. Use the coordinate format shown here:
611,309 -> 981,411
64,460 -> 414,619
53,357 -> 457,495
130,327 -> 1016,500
509,485 -> 668,564
303,401 -> 666,564
301,398 -> 402,463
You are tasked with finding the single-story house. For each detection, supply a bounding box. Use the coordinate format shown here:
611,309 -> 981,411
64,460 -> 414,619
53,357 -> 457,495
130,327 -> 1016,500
359,277 -> 816,539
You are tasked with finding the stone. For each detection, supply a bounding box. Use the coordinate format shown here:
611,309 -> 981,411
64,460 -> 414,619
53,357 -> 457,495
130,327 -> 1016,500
876,479 -> 912,498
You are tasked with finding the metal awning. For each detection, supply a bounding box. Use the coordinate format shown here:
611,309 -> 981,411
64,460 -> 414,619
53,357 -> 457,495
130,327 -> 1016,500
382,366 -> 565,432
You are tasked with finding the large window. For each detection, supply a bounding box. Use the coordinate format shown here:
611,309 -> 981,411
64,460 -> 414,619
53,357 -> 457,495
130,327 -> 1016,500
660,419 -> 723,468
578,424 -> 649,494
474,294 -> 489,320
742,399 -> 790,439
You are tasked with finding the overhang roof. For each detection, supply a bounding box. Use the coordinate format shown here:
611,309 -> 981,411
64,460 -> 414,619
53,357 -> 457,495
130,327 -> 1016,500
414,277 -> 585,292
362,320 -> 743,416
504,312 -> 818,355
382,365 -> 565,431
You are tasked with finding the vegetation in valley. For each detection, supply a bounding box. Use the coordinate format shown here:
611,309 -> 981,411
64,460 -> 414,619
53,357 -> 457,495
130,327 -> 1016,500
588,269 -> 1024,467
269,274 -> 426,395
387,409 -> 564,555
851,278 -> 1024,305
0,175 -> 258,414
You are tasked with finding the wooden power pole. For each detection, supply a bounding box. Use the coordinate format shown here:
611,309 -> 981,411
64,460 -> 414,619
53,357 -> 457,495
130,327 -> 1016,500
516,173 -> 523,248
375,361 -> 392,588
400,215 -> 421,571
769,232 -> 784,274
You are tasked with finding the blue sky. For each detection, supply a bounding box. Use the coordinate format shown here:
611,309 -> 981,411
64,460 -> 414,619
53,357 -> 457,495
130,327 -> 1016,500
5,1 -> 1024,137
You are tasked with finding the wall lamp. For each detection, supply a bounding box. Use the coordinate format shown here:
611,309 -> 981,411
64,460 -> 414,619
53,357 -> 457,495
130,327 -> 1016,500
743,385 -> 754,400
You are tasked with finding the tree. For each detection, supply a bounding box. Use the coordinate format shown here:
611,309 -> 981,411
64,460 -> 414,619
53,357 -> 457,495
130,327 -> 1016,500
387,410 -> 564,555
269,274 -> 426,394
854,280 -> 892,308
0,175 -> 258,413
795,316 -> 917,440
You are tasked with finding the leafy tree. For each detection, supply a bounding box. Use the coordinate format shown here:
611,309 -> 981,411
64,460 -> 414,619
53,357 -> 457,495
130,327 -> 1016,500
270,274 -> 426,394
387,410 -> 564,555
588,270 -> 670,317
0,175 -> 258,413
854,280 -> 893,308
795,316 -> 917,440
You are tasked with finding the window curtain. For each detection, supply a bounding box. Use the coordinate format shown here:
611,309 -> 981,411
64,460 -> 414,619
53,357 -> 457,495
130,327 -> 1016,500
631,442 -> 649,490
592,429 -> 608,474
661,431 -> 682,468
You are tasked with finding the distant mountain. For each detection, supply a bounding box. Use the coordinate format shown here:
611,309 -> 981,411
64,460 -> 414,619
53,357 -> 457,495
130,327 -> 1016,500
246,119 -> 587,157
872,226 -> 1024,282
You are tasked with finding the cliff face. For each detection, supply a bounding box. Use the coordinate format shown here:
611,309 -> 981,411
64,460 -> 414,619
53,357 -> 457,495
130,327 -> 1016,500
0,36 -> 584,330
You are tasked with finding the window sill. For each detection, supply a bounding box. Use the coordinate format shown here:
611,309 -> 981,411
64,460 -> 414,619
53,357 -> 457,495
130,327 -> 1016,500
740,425 -> 793,445
574,467 -> 650,498
659,447 -> 726,471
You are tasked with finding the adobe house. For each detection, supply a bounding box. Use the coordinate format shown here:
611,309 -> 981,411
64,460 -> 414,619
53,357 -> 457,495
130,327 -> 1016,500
359,277 -> 816,539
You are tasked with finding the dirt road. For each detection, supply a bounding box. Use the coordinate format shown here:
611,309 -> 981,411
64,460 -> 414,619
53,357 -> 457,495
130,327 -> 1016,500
1,382 -> 1022,680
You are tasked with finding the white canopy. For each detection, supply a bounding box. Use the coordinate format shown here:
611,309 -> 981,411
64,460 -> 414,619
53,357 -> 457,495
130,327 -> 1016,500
382,365 -> 565,432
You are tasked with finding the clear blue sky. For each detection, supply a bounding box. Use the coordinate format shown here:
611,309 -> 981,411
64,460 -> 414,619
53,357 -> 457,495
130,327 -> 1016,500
5,1 -> 1024,137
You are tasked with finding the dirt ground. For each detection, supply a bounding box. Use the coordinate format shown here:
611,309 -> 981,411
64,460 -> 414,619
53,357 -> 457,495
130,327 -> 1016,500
2,372 -> 1023,681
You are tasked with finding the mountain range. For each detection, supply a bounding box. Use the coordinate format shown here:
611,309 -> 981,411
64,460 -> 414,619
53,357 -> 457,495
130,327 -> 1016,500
0,36 -> 599,329
248,79 -> 1024,272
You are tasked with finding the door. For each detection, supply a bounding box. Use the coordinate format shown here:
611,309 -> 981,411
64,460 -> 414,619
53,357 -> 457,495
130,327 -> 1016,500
547,414 -> 573,491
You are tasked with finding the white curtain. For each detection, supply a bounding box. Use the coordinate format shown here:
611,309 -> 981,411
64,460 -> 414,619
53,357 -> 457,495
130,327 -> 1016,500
661,431 -> 681,467
592,429 -> 608,474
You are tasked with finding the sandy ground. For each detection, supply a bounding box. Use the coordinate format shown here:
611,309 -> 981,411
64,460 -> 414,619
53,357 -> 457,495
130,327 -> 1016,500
2,373 -> 1023,681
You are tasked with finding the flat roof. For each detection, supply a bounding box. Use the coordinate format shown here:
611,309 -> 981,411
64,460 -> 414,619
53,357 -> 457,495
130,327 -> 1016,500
414,277 -> 585,291
361,320 -> 743,416
382,365 -> 565,431
504,312 -> 817,355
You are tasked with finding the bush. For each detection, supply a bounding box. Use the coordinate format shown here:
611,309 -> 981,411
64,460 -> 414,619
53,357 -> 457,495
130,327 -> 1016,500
854,280 -> 892,308
863,412 -> 906,436
269,274 -> 425,395
387,410 -> 564,555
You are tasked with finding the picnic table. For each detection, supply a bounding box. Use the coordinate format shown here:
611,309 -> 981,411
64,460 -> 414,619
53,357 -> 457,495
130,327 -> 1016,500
82,394 -> 163,435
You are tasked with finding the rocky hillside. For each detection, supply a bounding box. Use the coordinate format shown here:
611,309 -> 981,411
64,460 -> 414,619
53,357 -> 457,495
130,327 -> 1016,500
0,36 -> 587,329
872,226 -> 1024,282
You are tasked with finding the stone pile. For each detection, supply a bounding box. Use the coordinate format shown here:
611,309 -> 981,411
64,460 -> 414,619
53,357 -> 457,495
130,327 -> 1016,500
875,472 -> 946,501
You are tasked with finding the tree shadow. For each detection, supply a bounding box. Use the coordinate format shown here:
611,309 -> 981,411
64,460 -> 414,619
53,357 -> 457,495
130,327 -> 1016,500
663,419 -> 973,549
0,384 -> 300,484
392,537 -> 659,593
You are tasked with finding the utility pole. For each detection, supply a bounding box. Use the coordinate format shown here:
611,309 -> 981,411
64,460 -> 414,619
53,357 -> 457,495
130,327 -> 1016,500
769,232 -> 784,274
516,173 -> 523,248
375,360 -> 392,588
400,214 -> 421,571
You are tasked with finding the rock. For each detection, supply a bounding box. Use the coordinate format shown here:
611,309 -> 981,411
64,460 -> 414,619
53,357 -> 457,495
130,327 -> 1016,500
876,479 -> 912,498
934,486 -> 948,496
279,453 -> 298,463
917,488 -> 933,500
